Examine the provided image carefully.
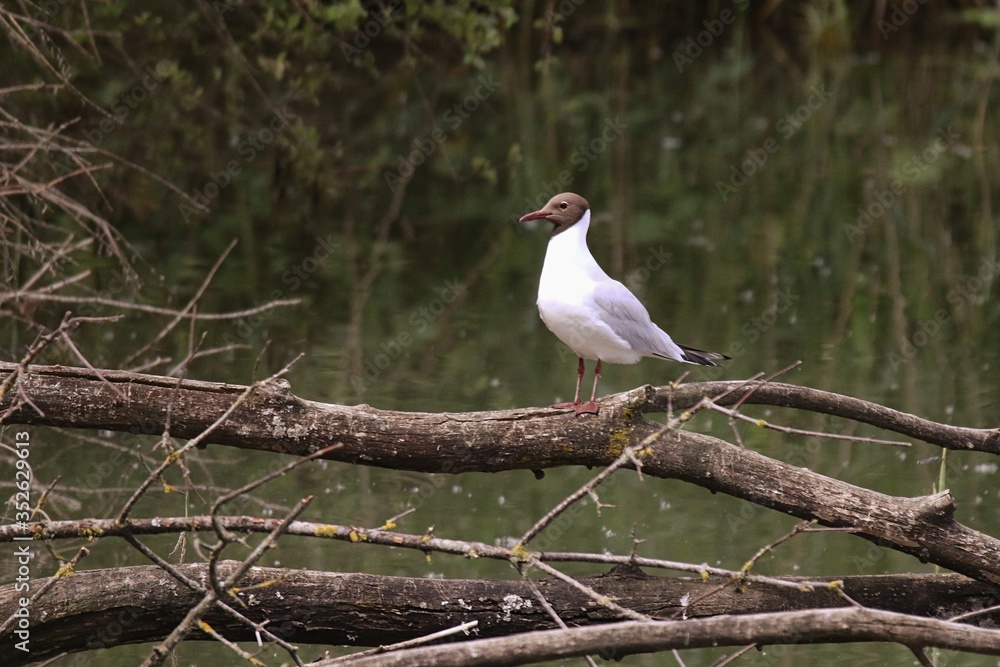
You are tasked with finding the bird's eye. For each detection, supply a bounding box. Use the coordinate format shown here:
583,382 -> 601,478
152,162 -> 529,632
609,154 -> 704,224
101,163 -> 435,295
559,201 -> 569,210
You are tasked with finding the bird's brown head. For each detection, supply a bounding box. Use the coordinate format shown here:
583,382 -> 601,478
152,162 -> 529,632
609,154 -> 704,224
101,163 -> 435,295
518,193 -> 590,236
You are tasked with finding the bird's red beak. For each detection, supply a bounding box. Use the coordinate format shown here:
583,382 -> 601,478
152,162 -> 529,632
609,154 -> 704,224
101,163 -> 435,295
519,210 -> 549,223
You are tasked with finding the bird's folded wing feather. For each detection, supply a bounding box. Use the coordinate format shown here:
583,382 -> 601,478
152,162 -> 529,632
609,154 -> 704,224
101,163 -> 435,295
591,280 -> 682,358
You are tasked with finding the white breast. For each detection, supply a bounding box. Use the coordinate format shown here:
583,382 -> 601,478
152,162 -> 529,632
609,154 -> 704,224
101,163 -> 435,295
535,212 -> 642,364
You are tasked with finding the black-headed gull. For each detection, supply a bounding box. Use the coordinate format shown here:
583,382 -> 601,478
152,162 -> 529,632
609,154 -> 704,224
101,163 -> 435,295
520,192 -> 729,415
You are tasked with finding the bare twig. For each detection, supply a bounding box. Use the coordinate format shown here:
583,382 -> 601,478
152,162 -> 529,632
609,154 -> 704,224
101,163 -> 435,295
523,558 -> 650,622
729,361 -> 803,412
519,574 -> 600,667
208,443 -> 341,540
120,534 -> 304,663
703,398 -> 912,447
123,239 -> 238,366
0,291 -> 301,320
0,545 -> 89,635
141,496 -> 312,667
57,323 -> 128,400
0,312 -> 119,418
909,645 -> 938,667
17,236 -> 92,292
114,354 -> 304,524
710,644 -> 758,666
653,380 -> 1000,453
127,441 -> 338,666
740,519 -> 818,576
0,515 -> 864,594
950,603 -> 1000,623
329,621 -> 480,663
517,410 -> 693,549
516,440 -> 641,548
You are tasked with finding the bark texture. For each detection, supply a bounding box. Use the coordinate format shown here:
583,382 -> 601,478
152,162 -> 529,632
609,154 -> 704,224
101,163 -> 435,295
1,362 -> 998,585
1,561 -> 998,666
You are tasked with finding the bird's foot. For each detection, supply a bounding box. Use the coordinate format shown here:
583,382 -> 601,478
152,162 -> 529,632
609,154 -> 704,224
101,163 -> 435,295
549,401 -> 599,415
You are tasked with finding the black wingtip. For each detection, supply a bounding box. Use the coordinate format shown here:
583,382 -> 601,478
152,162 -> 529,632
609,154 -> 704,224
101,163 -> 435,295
680,345 -> 731,367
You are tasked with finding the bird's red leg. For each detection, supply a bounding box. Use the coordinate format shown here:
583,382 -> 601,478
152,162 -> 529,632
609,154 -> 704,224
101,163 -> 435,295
551,358 -> 585,409
574,358 -> 601,414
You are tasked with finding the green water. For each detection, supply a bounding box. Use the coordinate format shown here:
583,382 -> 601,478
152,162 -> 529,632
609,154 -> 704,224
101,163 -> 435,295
1,2 -> 998,665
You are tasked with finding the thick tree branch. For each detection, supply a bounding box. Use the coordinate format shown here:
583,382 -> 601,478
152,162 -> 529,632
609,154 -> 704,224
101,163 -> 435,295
654,381 -> 1000,453
0,515 -> 855,592
1,562 -> 998,665
1,363 -> 999,587
326,608 -> 1000,667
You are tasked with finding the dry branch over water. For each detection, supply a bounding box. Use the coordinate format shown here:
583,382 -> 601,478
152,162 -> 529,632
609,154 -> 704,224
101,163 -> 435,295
1,361 -> 1000,663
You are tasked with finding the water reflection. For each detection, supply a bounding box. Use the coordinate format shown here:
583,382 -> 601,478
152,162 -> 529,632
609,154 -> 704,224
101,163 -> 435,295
6,6 -> 999,665
294,30 -> 999,606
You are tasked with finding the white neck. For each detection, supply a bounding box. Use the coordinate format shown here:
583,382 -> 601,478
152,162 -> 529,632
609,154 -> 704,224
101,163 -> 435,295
538,211 -> 608,299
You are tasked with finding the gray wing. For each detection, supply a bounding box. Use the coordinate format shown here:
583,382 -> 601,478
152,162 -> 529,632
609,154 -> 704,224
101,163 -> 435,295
591,279 -> 685,361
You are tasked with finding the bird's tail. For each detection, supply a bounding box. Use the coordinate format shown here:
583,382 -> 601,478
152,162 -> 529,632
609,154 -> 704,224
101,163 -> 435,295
679,345 -> 731,367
